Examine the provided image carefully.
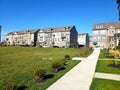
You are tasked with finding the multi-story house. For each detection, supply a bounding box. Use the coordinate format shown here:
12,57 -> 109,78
92,22 -> 120,49
89,36 -> 93,48
37,25 -> 78,48
6,29 -> 39,46
78,33 -> 89,47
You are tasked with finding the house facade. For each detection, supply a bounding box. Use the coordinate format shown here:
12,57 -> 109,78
37,25 -> 78,48
6,29 -> 39,46
6,25 -> 78,47
78,33 -> 89,47
92,22 -> 120,49
89,36 -> 93,48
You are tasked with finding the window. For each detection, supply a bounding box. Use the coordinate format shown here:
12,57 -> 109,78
96,25 -> 103,29
93,31 -> 98,35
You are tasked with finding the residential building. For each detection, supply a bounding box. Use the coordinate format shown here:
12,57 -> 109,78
6,29 -> 39,46
89,36 -> 93,48
6,25 -> 78,47
92,22 -> 120,49
37,25 -> 78,48
78,33 -> 89,47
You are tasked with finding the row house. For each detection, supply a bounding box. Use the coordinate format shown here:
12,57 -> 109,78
37,25 -> 78,48
89,36 -> 93,48
6,25 -> 78,47
6,29 -> 39,46
92,22 -> 120,49
78,33 -> 89,47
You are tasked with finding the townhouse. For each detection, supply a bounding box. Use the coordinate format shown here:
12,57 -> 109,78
6,29 -> 39,46
6,25 -> 78,47
92,22 -> 120,49
78,33 -> 89,47
37,25 -> 78,48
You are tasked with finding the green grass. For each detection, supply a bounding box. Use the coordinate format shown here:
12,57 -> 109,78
95,60 -> 120,74
90,78 -> 120,90
0,46 -> 92,90
99,49 -> 110,58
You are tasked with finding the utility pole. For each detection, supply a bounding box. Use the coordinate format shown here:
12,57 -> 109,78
117,0 -> 120,20
0,25 -> 1,42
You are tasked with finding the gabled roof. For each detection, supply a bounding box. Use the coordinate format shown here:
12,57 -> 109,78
93,22 -> 120,30
78,33 -> 88,36
6,29 -> 39,35
38,25 -> 75,33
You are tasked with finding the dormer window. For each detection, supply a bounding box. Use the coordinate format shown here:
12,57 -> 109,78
96,25 -> 103,29
65,27 -> 70,30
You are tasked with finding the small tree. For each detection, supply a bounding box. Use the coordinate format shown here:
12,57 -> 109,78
34,68 -> 46,82
64,55 -> 70,60
6,82 -> 17,90
51,62 -> 61,73
61,58 -> 67,66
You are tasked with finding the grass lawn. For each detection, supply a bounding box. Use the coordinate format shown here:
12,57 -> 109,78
90,78 -> 120,90
0,46 -> 92,90
95,60 -> 120,74
99,49 -> 111,58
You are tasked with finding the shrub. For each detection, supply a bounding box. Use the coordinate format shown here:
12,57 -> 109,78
61,58 -> 67,66
84,49 -> 88,55
64,55 -> 70,60
52,62 -> 61,72
116,46 -> 120,51
80,52 -> 84,57
34,68 -> 46,82
6,82 -> 17,90
89,47 -> 93,51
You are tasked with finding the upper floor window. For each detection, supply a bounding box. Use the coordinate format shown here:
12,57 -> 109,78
108,28 -> 115,36
93,31 -> 98,35
96,25 -> 103,29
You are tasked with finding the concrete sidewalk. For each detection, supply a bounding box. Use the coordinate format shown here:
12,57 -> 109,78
94,72 -> 120,81
72,57 -> 85,61
47,49 -> 100,90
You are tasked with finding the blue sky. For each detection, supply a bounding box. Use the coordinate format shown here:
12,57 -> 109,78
0,0 -> 118,40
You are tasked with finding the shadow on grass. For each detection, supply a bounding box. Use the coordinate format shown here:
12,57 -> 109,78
105,56 -> 114,59
107,64 -> 120,69
58,67 -> 65,71
17,86 -> 27,90
44,74 -> 54,80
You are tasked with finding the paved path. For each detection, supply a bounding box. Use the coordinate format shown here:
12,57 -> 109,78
47,49 -> 100,90
72,57 -> 85,61
94,72 -> 120,81
99,58 -> 120,61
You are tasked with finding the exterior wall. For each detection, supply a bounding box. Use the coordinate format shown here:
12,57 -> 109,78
37,26 -> 78,48
78,35 -> 86,45
53,32 -> 70,47
6,31 -> 37,46
70,27 -> 78,47
78,33 -> 89,46
37,31 -> 71,47
92,29 -> 107,49
92,22 -> 120,49
6,26 -> 78,47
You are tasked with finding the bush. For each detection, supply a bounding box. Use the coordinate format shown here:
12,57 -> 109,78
84,49 -> 88,55
6,82 -> 17,90
80,52 -> 84,57
34,68 -> 46,82
64,55 -> 71,60
52,62 -> 61,72
116,46 -> 120,51
61,58 -> 67,66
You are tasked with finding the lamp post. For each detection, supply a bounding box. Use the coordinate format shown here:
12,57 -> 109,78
117,0 -> 120,20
